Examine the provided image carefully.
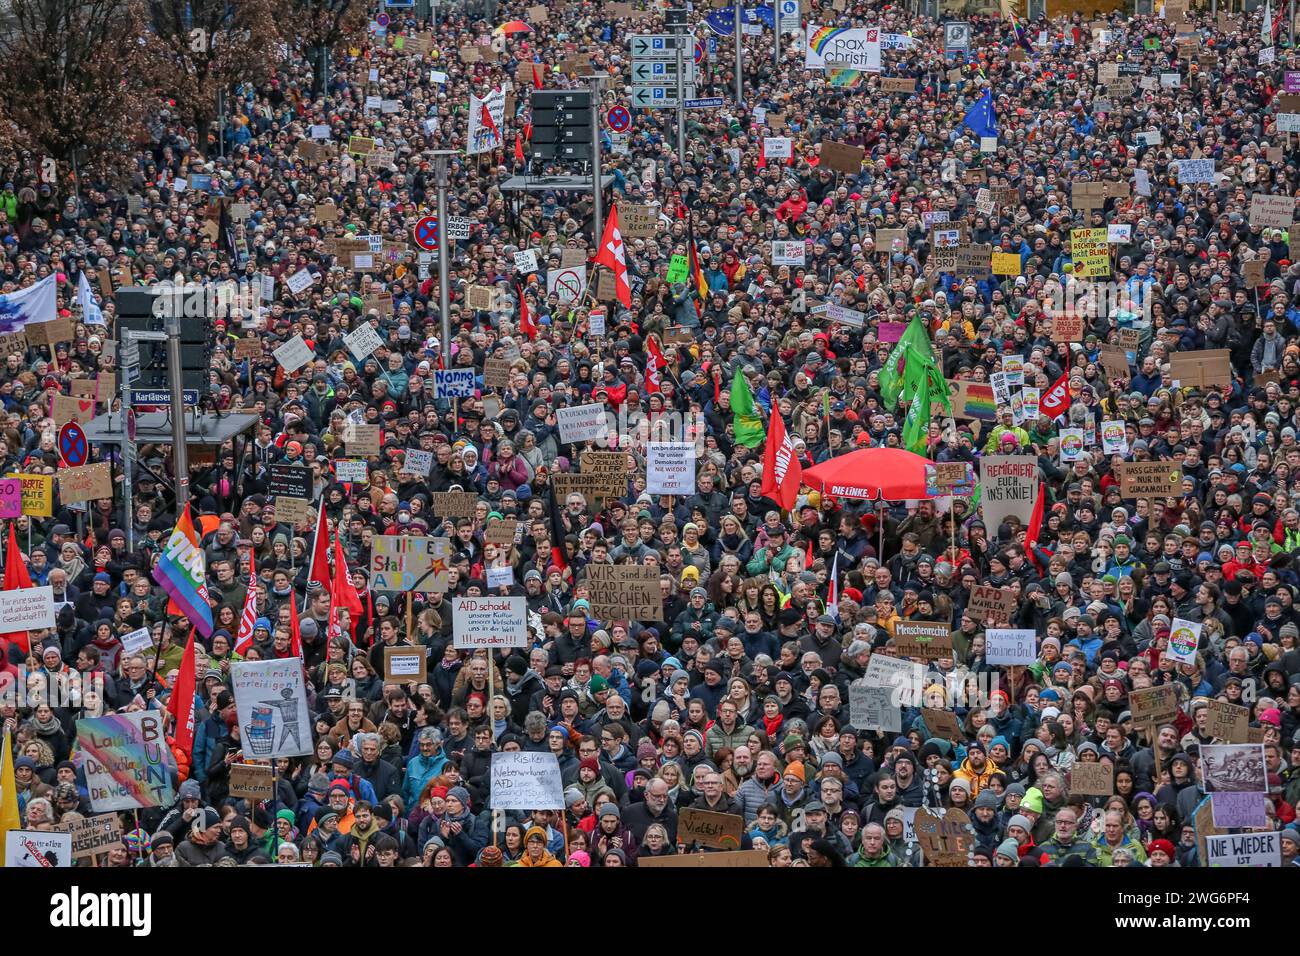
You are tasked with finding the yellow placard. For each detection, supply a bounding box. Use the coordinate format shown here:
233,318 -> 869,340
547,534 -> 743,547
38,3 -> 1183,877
7,472 -> 53,517
991,251 -> 1022,276
1070,227 -> 1110,278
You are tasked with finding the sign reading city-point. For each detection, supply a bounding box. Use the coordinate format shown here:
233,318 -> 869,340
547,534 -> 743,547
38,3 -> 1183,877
413,215 -> 439,251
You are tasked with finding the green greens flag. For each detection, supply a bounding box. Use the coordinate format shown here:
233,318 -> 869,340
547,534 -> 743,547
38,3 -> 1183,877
902,359 -> 933,454
730,367 -> 766,448
666,254 -> 689,284
878,315 -> 933,406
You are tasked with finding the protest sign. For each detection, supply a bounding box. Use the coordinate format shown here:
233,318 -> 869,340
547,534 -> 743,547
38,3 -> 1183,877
1204,831 -> 1281,867
431,491 -> 479,519
922,708 -> 965,742
1249,193 -> 1297,229
985,628 -> 1036,665
583,563 -> 661,620
639,849 -> 769,868
489,752 -> 565,811
9,473 -> 53,517
620,204 -> 658,238
679,808 -> 746,849
1200,744 -> 1267,793
345,323 -> 384,361
452,596 -> 529,649
1206,701 -> 1250,743
119,626 -> 154,657
819,140 -> 866,173
273,335 -> 314,374
343,423 -> 381,456
966,585 -> 1016,623
1169,350 -> 1232,389
401,448 -> 434,477
914,808 -> 973,866
383,646 -> 428,683
483,356 -> 516,388
1070,227 -> 1110,277
647,442 -> 697,495
1100,419 -> 1128,455
1129,685 -> 1179,725
334,459 -> 368,484
978,456 -> 1037,529
267,464 -> 311,502
228,764 -> 276,801
75,712 -> 174,810
57,463 -> 112,505
1117,461 -> 1183,498
850,682 -> 901,732
892,621 -> 953,660
1069,761 -> 1114,797
1166,618 -> 1202,665
370,535 -> 453,592
230,659 -> 313,758
5,830 -> 72,867
951,381 -> 997,421
51,394 -> 95,426
556,403 -> 610,444
486,565 -> 514,590
63,813 -> 123,860
1210,792 -> 1268,829
864,653 -> 924,708
0,586 -> 55,630
484,519 -> 520,554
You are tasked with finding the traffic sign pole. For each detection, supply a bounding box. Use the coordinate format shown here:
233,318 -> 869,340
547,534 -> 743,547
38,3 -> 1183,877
735,3 -> 744,107
430,150 -> 457,418
588,74 -> 605,255
675,19 -> 686,164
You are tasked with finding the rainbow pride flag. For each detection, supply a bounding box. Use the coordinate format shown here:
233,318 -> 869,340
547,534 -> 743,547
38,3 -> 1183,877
152,504 -> 214,637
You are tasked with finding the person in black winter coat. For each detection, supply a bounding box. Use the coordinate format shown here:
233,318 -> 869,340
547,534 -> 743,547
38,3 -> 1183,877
458,728 -> 495,807
355,733 -> 401,802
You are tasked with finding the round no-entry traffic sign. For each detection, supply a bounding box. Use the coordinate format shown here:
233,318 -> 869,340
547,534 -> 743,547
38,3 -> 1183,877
59,421 -> 88,467
375,12 -> 390,27
414,216 -> 440,252
694,40 -> 706,65
606,105 -> 632,133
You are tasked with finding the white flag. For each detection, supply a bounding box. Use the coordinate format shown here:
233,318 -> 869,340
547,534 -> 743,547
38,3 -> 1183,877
77,271 -> 103,326
467,88 -> 506,156
0,273 -> 57,329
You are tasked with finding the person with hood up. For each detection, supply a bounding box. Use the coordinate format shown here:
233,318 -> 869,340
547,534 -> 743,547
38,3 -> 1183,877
516,825 -> 562,867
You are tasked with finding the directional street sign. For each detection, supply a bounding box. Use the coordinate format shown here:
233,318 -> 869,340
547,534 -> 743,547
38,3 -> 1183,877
632,87 -> 680,108
684,97 -> 725,109
131,388 -> 201,407
631,59 -> 696,82
629,34 -> 687,56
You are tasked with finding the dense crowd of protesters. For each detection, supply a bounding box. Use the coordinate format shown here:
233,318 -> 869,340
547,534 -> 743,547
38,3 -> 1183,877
1,0 -> 1300,868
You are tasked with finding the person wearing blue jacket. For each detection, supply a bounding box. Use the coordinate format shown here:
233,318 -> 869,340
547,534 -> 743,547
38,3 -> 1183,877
402,728 -> 449,810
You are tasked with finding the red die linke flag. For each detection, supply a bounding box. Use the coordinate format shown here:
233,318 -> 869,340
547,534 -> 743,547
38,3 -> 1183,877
0,524 -> 34,654
166,633 -> 199,759
1039,370 -> 1072,421
761,411 -> 802,512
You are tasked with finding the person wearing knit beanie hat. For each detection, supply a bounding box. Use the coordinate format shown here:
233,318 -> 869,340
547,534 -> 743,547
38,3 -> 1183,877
319,850 -> 344,866
1007,814 -> 1034,843
567,849 -> 591,867
785,760 -> 806,782
995,839 -> 1020,865
1146,839 -> 1176,865
476,846 -> 504,867
1020,788 -> 1044,814
683,728 -> 706,751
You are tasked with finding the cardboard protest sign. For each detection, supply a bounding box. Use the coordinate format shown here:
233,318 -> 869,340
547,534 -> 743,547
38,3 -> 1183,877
638,849 -> 768,868
1117,461 -> 1183,498
819,140 -> 866,173
384,646 -> 428,683
1129,685 -> 1179,725
453,596 -> 529,649
922,708 -> 965,742
57,463 -> 112,505
679,808 -> 745,849
431,491 -> 479,519
228,764 -> 276,801
62,813 -> 123,859
978,456 -> 1037,529
966,585 -> 1016,623
490,752 -> 565,811
850,681 -> 901,732
1206,701 -> 1250,743
484,519 -> 519,554
51,394 -> 95,426
556,403 -> 610,444
1169,350 -> 1232,389
343,423 -> 381,456
230,659 -> 313,758
913,807 -> 972,865
75,712 -> 175,810
370,535 -> 453,592
892,621 -> 952,660
583,563 -> 661,620
1069,761 -> 1114,797
620,204 -> 658,238
27,317 -> 75,347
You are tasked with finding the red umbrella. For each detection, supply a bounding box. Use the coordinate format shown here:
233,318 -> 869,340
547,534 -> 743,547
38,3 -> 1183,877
802,448 -> 940,501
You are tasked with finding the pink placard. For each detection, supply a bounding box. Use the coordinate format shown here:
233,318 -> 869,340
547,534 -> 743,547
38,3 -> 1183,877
878,322 -> 906,343
0,478 -> 21,518
1286,72 -> 1300,92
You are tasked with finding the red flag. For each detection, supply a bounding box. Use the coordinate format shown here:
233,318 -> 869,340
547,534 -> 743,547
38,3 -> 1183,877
307,506 -> 331,594
646,335 -> 667,370
518,283 -> 536,339
593,204 -> 632,307
757,138 -> 767,169
233,550 -> 259,655
1039,370 -> 1072,420
532,64 -> 542,89
166,633 -> 198,758
514,133 -> 525,165
289,589 -> 303,659
761,411 -> 802,511
1024,480 -> 1046,572
0,525 -> 33,654
645,362 -> 662,394
480,100 -> 501,143
332,535 -> 364,620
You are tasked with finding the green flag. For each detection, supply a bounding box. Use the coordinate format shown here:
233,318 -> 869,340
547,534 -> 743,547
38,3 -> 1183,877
902,359 -> 933,454
730,367 -> 766,448
879,315 -> 932,406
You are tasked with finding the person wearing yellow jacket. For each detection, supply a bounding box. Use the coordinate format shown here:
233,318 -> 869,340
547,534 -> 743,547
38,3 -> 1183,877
952,740 -> 1000,797
514,826 -> 562,867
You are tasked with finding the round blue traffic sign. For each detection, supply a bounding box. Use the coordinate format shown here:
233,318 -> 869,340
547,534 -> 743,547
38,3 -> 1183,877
59,420 -> 88,467
414,215 -> 439,252
606,105 -> 632,133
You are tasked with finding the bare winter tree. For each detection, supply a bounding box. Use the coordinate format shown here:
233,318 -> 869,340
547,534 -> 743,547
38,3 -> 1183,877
0,0 -> 159,176
285,0 -> 368,97
146,0 -> 283,151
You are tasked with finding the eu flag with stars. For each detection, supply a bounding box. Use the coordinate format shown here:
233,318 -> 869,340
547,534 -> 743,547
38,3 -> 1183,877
963,89 -> 998,139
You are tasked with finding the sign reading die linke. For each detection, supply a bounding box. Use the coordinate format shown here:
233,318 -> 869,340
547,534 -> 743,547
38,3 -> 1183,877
891,621 -> 952,660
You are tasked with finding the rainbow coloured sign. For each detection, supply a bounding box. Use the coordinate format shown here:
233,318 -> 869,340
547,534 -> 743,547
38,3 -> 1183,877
75,712 -> 175,811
